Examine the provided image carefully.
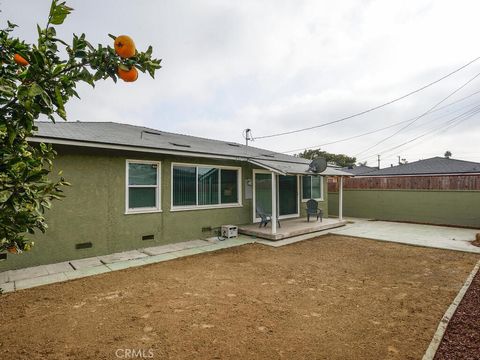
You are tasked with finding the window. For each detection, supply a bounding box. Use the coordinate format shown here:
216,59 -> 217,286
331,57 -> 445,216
302,175 -> 323,200
126,161 -> 161,213
172,164 -> 241,209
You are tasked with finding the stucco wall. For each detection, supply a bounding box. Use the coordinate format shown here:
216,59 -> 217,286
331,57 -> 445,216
328,189 -> 480,228
1,146 -> 256,270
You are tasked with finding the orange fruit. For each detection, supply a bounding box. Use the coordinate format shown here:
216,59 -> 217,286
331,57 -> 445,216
117,66 -> 138,82
114,35 -> 136,58
13,53 -> 29,66
7,246 -> 17,254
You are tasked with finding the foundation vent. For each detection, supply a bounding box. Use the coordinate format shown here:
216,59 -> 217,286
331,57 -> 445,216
75,242 -> 93,249
142,235 -> 155,241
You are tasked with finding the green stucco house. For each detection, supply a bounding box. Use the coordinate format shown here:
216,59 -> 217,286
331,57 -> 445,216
1,122 -> 348,271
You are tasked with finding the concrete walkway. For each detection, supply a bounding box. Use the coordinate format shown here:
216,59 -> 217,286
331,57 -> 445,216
0,237 -> 254,293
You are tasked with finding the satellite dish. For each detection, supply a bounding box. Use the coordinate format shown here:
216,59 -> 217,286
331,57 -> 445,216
308,157 -> 327,173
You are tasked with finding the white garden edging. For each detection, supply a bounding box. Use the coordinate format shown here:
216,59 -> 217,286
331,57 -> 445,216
422,259 -> 480,360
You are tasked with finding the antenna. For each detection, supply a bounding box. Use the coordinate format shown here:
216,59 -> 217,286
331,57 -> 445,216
243,128 -> 254,146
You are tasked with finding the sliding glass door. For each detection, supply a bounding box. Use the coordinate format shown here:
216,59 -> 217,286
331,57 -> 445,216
254,172 -> 298,221
279,175 -> 298,216
254,173 -> 272,218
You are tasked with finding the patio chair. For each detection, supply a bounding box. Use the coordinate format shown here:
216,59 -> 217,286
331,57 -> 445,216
256,206 -> 281,228
306,199 -> 323,222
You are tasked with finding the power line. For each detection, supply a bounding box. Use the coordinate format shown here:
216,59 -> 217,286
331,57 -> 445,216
358,104 -> 480,161
254,55 -> 480,140
379,111 -> 479,160
374,105 -> 480,160
281,89 -> 480,154
354,70 -> 480,157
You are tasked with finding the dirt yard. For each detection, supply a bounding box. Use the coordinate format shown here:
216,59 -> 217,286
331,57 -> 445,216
0,235 -> 478,360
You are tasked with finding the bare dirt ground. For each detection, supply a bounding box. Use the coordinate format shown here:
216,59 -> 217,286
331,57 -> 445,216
0,235 -> 478,360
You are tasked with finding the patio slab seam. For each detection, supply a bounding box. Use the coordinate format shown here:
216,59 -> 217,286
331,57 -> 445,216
422,260 -> 480,360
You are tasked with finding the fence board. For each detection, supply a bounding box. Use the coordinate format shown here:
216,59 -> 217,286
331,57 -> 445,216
328,175 -> 480,192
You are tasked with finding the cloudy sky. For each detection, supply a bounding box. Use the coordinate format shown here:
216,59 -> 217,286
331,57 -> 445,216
2,0 -> 480,167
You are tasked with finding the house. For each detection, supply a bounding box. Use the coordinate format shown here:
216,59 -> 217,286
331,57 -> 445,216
328,156 -> 480,228
1,121 -> 350,271
356,156 -> 480,177
341,164 -> 378,176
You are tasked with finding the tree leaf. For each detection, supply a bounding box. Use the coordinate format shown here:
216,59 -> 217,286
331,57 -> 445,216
28,83 -> 44,97
49,1 -> 74,25
0,190 -> 13,203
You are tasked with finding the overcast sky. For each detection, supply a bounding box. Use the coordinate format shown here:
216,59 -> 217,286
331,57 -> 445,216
2,0 -> 480,167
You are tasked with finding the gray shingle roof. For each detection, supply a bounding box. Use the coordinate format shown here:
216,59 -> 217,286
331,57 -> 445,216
360,157 -> 480,176
341,165 -> 378,175
32,121 -> 351,176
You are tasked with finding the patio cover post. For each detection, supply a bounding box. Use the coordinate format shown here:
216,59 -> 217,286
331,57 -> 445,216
271,172 -> 277,234
339,176 -> 344,221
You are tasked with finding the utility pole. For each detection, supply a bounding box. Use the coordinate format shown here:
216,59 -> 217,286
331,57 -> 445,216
244,128 -> 253,146
397,155 -> 401,165
377,154 -> 380,169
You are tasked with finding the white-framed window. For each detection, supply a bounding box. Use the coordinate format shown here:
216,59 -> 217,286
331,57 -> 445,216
126,160 -> 161,214
302,175 -> 323,201
171,163 -> 242,210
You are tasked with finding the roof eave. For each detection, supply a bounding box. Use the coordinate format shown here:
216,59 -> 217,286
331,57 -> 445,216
28,136 -> 248,162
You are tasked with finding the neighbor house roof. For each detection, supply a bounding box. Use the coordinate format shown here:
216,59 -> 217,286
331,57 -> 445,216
357,157 -> 480,176
31,121 -> 351,176
341,165 -> 378,175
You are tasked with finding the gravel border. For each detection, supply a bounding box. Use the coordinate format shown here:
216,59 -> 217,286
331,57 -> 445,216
422,260 -> 480,360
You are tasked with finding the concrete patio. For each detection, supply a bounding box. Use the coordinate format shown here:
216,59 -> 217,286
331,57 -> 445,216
238,217 -> 348,240
329,218 -> 480,254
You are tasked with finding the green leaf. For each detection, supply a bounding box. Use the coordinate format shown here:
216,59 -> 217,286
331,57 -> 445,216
49,0 -> 74,25
28,83 -> 44,97
54,86 -> 66,119
0,85 -> 15,97
145,45 -> 153,56
118,63 -> 130,71
0,190 -> 13,204
52,37 -> 69,46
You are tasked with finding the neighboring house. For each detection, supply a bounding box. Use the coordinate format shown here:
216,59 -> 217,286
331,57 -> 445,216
2,121 -> 350,270
328,156 -> 480,228
341,165 -> 378,176
356,157 -> 480,177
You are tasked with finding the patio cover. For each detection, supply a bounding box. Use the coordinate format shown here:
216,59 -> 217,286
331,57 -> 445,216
248,158 -> 352,176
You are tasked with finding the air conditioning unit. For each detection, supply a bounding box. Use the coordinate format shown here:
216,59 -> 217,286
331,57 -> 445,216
221,225 -> 238,239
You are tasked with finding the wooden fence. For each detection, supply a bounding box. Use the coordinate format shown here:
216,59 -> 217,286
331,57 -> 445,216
328,175 -> 480,192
